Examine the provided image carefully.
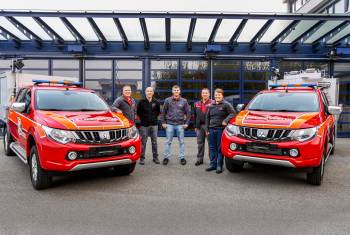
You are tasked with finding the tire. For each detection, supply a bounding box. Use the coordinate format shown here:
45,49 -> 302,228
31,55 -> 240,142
306,150 -> 325,186
113,162 -> 136,176
225,157 -> 244,173
29,145 -> 52,190
3,127 -> 15,156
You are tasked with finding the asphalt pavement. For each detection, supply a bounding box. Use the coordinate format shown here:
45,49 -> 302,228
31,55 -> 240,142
1,137 -> 350,235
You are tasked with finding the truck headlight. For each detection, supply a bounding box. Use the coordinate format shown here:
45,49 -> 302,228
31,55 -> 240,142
42,125 -> 76,144
128,125 -> 139,139
225,124 -> 240,137
291,127 -> 318,142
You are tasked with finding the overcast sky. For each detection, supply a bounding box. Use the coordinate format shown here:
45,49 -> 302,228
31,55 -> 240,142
1,0 -> 286,13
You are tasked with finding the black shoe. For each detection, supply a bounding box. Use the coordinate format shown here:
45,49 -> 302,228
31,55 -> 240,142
216,168 -> 223,174
195,160 -> 203,166
153,158 -> 160,164
206,166 -> 216,171
139,159 -> 145,165
180,159 -> 187,165
163,158 -> 169,165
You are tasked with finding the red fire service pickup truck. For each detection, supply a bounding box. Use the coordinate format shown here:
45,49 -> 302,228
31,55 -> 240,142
3,80 -> 141,189
222,83 -> 342,185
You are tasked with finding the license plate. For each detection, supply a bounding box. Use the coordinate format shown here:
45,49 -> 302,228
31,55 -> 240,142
247,142 -> 275,150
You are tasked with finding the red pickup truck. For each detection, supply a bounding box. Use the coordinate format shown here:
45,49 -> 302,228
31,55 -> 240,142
3,80 -> 141,189
221,84 -> 342,185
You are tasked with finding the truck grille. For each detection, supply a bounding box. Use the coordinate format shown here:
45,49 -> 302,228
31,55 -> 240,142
238,127 -> 292,142
74,129 -> 128,144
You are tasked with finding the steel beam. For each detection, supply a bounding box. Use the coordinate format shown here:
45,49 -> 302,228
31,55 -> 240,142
332,33 -> 350,47
312,21 -> 350,47
165,18 -> 171,50
5,16 -> 42,47
139,18 -> 150,50
113,18 -> 128,49
87,17 -> 107,49
250,19 -> 273,49
187,18 -> 196,50
33,17 -> 64,44
0,25 -> 21,48
60,17 -> 86,44
229,19 -> 247,49
1,11 -> 350,21
208,18 -> 222,43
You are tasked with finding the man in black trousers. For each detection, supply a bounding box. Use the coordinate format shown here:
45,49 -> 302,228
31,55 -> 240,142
137,87 -> 161,165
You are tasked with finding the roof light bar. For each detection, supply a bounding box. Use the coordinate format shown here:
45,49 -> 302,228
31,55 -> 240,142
33,80 -> 82,86
269,83 -> 317,88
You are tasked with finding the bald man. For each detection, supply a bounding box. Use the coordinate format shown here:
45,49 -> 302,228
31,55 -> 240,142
137,87 -> 161,165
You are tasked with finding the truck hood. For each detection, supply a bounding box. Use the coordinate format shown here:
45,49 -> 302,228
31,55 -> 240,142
233,110 -> 321,129
35,110 -> 131,130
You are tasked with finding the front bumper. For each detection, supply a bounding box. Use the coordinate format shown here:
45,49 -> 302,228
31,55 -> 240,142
37,135 -> 141,172
221,131 -> 323,168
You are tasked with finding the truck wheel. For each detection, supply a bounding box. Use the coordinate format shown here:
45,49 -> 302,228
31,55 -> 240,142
225,157 -> 244,173
306,150 -> 325,186
29,145 -> 52,190
113,162 -> 136,176
3,127 -> 15,156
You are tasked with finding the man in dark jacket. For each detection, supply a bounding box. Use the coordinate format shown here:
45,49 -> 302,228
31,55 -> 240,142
161,85 -> 190,166
205,88 -> 236,174
112,85 -> 136,122
193,88 -> 214,166
137,87 -> 161,165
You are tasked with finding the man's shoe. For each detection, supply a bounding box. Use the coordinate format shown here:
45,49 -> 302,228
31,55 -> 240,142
153,158 -> 160,164
180,159 -> 187,165
163,158 -> 169,165
139,159 -> 145,165
206,166 -> 216,171
216,168 -> 223,174
195,160 -> 203,166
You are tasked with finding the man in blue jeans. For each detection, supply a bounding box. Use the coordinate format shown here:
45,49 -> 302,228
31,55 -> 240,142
161,85 -> 191,165
205,88 -> 236,173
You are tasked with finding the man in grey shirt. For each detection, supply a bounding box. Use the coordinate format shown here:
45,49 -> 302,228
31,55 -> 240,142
161,85 -> 190,166
111,85 -> 136,123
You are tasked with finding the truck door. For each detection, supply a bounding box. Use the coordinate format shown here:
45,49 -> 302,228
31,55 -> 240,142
7,88 -> 27,141
17,89 -> 33,149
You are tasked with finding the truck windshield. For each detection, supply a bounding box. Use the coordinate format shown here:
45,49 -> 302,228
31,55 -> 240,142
36,90 -> 109,111
248,92 -> 319,112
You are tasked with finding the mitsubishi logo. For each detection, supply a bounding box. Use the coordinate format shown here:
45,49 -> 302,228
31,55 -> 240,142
99,131 -> 110,140
257,129 -> 268,138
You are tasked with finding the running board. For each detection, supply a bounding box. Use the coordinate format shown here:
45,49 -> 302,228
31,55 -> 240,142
9,142 -> 28,164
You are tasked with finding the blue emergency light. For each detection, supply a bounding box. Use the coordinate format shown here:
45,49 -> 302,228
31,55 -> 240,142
33,80 -> 82,86
269,83 -> 317,89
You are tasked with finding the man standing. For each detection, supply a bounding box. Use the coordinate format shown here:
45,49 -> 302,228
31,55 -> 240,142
193,88 -> 213,166
205,88 -> 236,174
161,85 -> 190,166
112,85 -> 136,122
137,87 -> 161,165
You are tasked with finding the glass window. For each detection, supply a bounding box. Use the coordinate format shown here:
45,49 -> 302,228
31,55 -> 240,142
238,20 -> 268,42
305,21 -> 344,44
52,59 -> 79,80
118,18 -> 144,41
53,70 -> 79,78
260,20 -> 293,43
93,18 -> 121,41
181,61 -> 208,70
0,16 -> 27,40
282,21 -> 318,43
279,61 -> 303,77
171,19 -> 191,42
244,61 -> 270,71
327,24 -> 350,44
116,60 -> 142,70
335,0 -> 345,13
15,17 -> 51,40
21,60 -> 49,75
214,19 -> 242,42
145,18 -> 165,41
304,62 -> 329,74
41,17 -> 76,41
192,19 -> 217,42
151,60 -> 178,100
85,60 -> 112,105
0,60 -> 11,70
213,71 -> 240,81
244,71 -> 269,81
67,18 -> 98,41
213,60 -> 240,70
151,60 -> 178,70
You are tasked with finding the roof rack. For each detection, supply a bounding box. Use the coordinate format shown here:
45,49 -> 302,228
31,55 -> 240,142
269,83 -> 317,89
33,80 -> 82,87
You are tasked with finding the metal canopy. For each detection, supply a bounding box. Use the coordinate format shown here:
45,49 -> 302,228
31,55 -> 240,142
0,10 -> 349,58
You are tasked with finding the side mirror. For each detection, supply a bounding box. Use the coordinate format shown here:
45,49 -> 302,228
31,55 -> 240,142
11,102 -> 26,113
328,106 -> 342,115
236,104 -> 246,112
